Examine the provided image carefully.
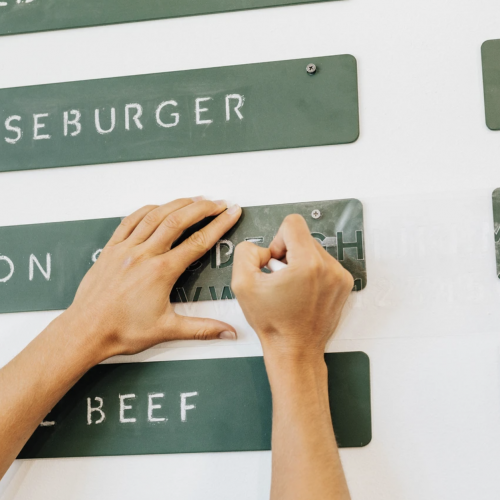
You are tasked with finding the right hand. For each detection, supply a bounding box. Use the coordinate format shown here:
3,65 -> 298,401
231,215 -> 353,361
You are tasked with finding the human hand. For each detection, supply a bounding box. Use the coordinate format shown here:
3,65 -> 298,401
232,214 -> 353,362
63,198 -> 242,361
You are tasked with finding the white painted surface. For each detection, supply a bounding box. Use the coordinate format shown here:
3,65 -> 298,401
1,0 -> 500,498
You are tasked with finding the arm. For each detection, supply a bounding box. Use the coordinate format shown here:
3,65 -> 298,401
232,214 -> 353,500
0,198 -> 242,479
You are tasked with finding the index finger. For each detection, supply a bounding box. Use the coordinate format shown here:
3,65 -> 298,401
269,214 -> 318,264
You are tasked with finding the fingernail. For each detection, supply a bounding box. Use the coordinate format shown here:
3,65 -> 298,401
213,199 -> 226,207
218,330 -> 237,340
192,196 -> 205,202
226,204 -> 241,215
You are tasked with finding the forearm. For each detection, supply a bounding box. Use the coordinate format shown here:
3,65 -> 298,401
0,310 -> 102,478
265,352 -> 351,500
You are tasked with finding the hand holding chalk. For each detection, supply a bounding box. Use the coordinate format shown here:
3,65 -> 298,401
266,258 -> 288,273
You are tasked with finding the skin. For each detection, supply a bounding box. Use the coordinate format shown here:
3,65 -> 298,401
0,200 -> 353,500
232,214 -> 353,500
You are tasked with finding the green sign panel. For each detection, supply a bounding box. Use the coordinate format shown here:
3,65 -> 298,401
0,199 -> 366,314
0,55 -> 359,173
0,0 -> 340,37
492,188 -> 500,277
482,40 -> 500,130
19,352 -> 372,459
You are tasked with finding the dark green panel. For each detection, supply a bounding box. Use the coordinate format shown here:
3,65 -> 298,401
0,55 -> 359,173
0,199 -> 366,314
0,0 -> 340,36
492,189 -> 500,277
482,40 -> 500,130
19,352 -> 371,459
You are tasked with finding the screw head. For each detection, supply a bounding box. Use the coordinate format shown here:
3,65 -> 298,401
311,209 -> 322,219
306,63 -> 317,75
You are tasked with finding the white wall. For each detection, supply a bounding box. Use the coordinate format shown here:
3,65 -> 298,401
2,0 -> 500,498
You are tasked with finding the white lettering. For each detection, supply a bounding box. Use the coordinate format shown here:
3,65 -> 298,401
195,97 -> 213,125
119,394 -> 137,423
156,100 -> 179,128
64,110 -> 82,137
0,256 -> 14,283
125,103 -> 144,130
87,397 -> 106,425
29,253 -> 51,281
92,249 -> 102,263
225,94 -> 245,121
33,113 -> 51,140
95,108 -> 116,134
215,239 -> 234,268
5,115 -> 22,144
180,392 -> 198,422
40,420 -> 56,427
148,393 -> 166,422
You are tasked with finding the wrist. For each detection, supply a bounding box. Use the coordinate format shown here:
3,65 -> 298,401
262,345 -> 327,384
50,308 -> 113,368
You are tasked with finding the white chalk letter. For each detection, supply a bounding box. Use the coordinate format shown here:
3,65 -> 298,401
125,103 -> 144,130
29,253 -> 51,281
148,393 -> 166,422
92,249 -> 102,263
87,397 -> 106,425
0,256 -> 14,283
156,100 -> 179,128
195,98 -> 213,125
64,110 -> 82,137
119,394 -> 137,423
180,392 -> 198,422
5,116 -> 22,144
33,113 -> 51,140
225,94 -> 245,121
95,108 -> 116,134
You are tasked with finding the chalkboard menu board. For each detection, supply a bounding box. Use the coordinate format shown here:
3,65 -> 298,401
482,40 -> 500,130
0,0 -> 340,37
492,188 -> 500,277
20,352 -> 372,459
0,55 -> 359,173
0,199 -> 366,313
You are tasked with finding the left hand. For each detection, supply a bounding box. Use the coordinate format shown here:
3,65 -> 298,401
63,197 -> 242,360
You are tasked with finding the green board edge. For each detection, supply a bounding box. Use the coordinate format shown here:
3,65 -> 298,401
0,0 -> 341,37
481,39 -> 500,130
19,352 -> 372,459
492,188 -> 500,277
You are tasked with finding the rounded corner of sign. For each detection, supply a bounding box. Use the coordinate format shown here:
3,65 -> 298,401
360,431 -> 373,448
486,119 -> 497,132
481,39 -> 495,53
342,54 -> 358,66
492,187 -> 500,199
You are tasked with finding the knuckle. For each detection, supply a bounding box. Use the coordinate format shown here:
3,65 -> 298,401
193,329 -> 212,341
162,213 -> 182,231
189,230 -> 209,252
142,210 -> 160,228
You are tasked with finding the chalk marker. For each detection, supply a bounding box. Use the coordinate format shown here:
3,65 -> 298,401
266,258 -> 288,273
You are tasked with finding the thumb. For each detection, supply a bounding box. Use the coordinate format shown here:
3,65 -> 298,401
172,314 -> 237,341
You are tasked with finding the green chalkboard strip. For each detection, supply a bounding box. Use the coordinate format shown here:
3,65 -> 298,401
0,0 -> 340,37
482,40 -> 500,130
19,352 -> 371,459
0,199 -> 367,314
491,188 -> 500,278
0,55 -> 359,172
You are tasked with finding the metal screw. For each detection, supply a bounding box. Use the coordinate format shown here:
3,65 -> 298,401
311,209 -> 322,219
306,63 -> 317,75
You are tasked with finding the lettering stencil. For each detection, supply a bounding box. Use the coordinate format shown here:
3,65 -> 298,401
0,55 -> 359,172
20,352 -> 372,459
0,199 -> 366,314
